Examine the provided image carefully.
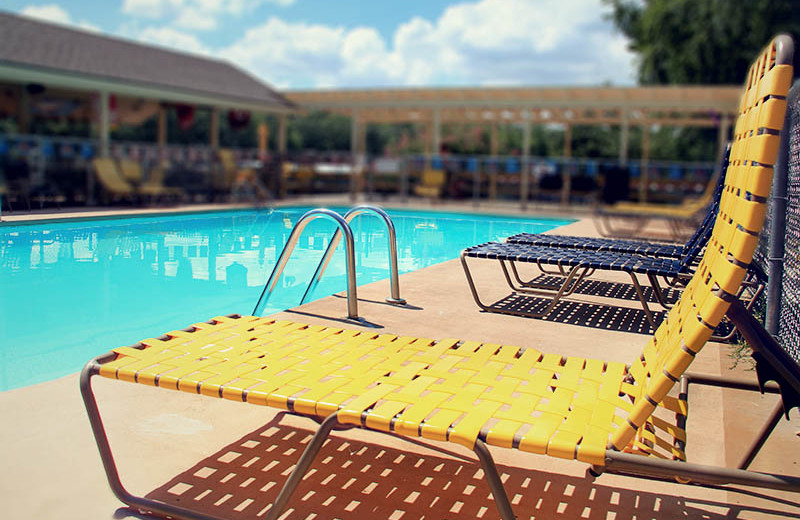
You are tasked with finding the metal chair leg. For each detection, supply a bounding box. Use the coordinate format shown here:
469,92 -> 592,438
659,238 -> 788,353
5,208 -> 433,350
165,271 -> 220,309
264,413 -> 340,520
474,440 -> 517,520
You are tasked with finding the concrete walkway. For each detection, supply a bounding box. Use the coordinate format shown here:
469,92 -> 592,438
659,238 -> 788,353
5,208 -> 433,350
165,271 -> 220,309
1,212 -> 799,519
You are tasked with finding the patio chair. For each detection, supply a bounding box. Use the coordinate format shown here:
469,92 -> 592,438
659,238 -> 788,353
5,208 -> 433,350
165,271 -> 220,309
504,147 -> 729,262
593,160 -> 725,240
80,36 -> 796,520
460,154 -> 734,330
414,168 -> 447,199
118,158 -> 185,202
91,157 -> 136,203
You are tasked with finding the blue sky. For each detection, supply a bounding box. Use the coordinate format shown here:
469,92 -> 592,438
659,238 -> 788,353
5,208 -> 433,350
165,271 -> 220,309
6,0 -> 637,90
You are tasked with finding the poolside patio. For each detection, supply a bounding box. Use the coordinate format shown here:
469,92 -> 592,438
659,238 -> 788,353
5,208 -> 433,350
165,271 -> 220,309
1,204 -> 799,520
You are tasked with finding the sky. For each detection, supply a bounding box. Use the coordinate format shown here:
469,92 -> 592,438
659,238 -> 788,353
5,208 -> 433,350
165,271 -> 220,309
4,0 -> 638,90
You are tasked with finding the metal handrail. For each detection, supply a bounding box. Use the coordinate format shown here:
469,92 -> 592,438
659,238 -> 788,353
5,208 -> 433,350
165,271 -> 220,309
252,208 -> 359,319
300,205 -> 406,306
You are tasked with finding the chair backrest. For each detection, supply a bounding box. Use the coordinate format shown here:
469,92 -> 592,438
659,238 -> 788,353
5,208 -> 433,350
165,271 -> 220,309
611,35 -> 794,451
118,159 -> 144,184
421,169 -> 446,187
92,158 -> 134,195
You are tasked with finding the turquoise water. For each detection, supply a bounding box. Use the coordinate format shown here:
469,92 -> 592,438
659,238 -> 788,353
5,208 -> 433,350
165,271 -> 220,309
0,207 -> 571,390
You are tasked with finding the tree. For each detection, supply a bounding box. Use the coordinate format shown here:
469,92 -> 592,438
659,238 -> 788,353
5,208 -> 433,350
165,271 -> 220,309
605,0 -> 800,85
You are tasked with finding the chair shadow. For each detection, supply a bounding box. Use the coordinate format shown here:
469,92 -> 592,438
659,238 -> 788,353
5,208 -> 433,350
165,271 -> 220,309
491,293 -> 664,335
524,274 -> 682,305
491,277 -> 736,338
137,413 -> 799,520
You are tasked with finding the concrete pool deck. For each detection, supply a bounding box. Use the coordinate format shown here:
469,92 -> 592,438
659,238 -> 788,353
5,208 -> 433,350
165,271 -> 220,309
1,203 -> 799,519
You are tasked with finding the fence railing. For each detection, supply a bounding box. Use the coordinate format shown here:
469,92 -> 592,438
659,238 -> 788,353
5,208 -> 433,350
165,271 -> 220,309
0,133 -> 716,211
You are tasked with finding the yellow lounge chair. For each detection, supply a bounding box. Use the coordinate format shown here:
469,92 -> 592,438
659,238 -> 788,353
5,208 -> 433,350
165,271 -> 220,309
595,155 -> 727,240
80,36 -> 797,520
118,158 -> 185,202
414,168 -> 447,199
91,157 -> 136,203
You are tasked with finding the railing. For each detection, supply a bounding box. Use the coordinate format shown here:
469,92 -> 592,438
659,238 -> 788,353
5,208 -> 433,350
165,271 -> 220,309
0,131 -> 717,211
300,205 -> 405,307
252,208 -> 359,320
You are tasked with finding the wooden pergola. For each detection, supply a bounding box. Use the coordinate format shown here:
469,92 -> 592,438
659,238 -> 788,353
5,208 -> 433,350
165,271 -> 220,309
285,85 -> 740,204
286,85 -> 740,158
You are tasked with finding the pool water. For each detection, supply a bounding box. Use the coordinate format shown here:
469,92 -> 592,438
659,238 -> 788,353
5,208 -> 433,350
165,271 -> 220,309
0,207 -> 571,390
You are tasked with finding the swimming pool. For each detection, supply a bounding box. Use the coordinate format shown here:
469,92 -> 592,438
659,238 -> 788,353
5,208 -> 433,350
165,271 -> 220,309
0,207 -> 572,390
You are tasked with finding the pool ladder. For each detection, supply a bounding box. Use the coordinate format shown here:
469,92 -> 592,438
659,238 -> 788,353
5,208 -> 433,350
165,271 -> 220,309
252,205 -> 406,322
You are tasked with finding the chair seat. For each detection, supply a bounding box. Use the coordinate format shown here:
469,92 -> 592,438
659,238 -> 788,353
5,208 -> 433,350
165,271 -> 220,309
506,233 -> 686,258
464,242 -> 683,278
96,315 -> 687,466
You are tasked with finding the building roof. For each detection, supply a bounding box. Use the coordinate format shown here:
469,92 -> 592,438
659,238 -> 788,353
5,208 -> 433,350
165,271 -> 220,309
0,11 -> 293,113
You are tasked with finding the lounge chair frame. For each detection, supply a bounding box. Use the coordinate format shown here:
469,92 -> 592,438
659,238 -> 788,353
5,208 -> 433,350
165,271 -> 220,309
460,248 -> 684,330
80,356 -> 517,520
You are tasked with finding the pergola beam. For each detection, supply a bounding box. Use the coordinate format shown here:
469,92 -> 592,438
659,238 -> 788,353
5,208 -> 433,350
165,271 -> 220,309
285,86 -> 739,132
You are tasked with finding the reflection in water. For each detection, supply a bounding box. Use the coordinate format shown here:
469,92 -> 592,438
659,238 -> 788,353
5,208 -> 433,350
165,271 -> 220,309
0,208 -> 571,390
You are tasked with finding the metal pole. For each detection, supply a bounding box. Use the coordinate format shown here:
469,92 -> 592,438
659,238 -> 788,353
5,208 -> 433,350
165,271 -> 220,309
521,116 -> 531,211
619,109 -> 629,165
252,209 -> 359,319
640,125 -> 650,202
432,108 -> 441,157
301,205 -> 405,306
765,94 -> 792,335
400,156 -> 409,203
99,90 -> 110,158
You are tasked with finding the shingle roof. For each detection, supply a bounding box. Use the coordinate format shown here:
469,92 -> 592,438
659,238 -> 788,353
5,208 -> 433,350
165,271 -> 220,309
0,11 -> 293,111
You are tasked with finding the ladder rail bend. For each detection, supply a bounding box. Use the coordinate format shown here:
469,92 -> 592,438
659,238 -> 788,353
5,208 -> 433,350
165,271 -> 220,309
252,208 -> 359,319
300,205 -> 406,306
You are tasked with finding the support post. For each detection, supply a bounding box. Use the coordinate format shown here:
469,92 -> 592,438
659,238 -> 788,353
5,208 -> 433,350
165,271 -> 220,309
157,105 -> 167,147
640,125 -> 650,202
619,109 -> 629,165
350,109 -> 362,201
258,122 -> 269,157
521,116 -> 531,210
489,123 -> 499,201
278,114 -> 288,154
98,90 -> 111,158
209,107 -> 219,149
561,123 -> 572,206
432,107 -> 441,157
19,85 -> 30,134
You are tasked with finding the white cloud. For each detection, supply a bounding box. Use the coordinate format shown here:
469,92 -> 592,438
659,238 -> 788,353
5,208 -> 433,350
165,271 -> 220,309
121,0 -> 182,19
217,0 -> 636,88
19,4 -> 101,32
174,8 -> 217,31
122,0 -> 294,30
20,4 -> 71,24
137,26 -> 210,55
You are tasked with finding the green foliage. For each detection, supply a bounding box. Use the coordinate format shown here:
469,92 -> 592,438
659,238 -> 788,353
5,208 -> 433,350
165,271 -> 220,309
571,125 -> 620,158
287,111 -> 351,151
605,0 -> 800,85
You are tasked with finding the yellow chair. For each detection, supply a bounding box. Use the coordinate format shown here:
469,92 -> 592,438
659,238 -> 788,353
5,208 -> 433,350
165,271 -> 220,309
414,168 -> 447,199
118,158 -> 184,202
80,36 -> 797,520
91,157 -> 136,203
594,145 -> 734,240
